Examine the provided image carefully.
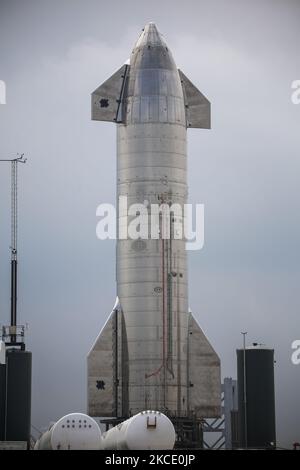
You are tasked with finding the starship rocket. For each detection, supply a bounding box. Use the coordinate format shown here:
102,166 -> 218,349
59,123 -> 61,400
88,23 -> 220,421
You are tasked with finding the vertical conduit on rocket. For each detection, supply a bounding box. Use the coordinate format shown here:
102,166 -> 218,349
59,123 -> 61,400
144,204 -> 167,391
176,253 -> 181,416
167,215 -> 174,378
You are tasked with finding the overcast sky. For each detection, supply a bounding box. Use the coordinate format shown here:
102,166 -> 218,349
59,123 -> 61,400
0,0 -> 299,447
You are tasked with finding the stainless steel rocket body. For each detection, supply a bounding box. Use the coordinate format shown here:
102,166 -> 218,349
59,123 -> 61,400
117,25 -> 188,414
88,23 -> 220,421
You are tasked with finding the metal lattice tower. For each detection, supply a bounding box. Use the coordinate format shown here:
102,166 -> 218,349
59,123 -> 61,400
203,378 -> 238,449
0,154 -> 26,343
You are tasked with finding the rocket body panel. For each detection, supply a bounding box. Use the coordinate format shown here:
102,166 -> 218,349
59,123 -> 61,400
179,69 -> 211,129
91,64 -> 129,123
88,23 -> 220,419
87,300 -> 129,417
187,312 -> 221,417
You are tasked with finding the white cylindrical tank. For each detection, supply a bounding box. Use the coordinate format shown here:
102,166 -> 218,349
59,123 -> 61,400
102,411 -> 176,450
34,413 -> 102,450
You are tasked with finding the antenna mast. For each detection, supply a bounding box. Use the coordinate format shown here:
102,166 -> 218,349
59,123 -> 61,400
0,154 -> 27,345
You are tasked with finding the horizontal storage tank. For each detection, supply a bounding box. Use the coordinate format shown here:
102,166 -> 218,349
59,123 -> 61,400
34,413 -> 102,450
102,411 -> 176,450
237,345 -> 276,449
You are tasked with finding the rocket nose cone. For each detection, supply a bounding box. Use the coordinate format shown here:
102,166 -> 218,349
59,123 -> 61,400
135,22 -> 166,48
145,21 -> 158,31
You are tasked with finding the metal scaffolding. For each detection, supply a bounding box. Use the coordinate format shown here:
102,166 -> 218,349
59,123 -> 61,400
203,378 -> 238,450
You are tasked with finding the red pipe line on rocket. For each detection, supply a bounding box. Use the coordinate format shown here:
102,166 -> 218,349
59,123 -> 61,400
145,210 -> 166,379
